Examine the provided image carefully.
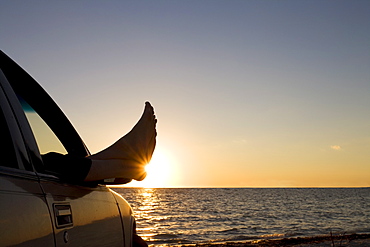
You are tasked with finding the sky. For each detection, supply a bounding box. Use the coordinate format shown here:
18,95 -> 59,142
1,0 -> 369,188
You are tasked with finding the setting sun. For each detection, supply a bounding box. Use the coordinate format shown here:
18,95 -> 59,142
125,147 -> 174,188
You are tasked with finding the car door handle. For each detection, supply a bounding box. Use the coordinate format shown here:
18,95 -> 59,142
54,204 -> 73,228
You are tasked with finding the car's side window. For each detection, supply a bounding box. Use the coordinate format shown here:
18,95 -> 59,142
0,107 -> 18,169
17,96 -> 68,155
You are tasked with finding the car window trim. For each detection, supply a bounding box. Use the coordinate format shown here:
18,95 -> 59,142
0,70 -> 33,171
0,68 -> 43,170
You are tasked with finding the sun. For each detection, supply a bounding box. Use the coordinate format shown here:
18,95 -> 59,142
123,147 -> 174,188
143,149 -> 172,188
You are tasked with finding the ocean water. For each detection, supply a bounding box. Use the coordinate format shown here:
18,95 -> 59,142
113,188 -> 370,245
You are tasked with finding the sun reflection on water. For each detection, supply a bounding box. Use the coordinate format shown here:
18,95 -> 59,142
134,188 -> 164,241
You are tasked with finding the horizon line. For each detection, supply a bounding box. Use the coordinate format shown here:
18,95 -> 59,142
111,186 -> 370,189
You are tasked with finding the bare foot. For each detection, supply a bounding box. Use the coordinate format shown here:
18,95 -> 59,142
87,102 -> 157,181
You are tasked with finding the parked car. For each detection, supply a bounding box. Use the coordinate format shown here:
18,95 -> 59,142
0,51 -> 139,247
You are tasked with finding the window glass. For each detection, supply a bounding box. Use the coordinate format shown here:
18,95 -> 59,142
18,96 -> 67,155
0,107 -> 18,168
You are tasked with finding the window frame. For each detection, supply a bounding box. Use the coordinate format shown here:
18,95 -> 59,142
0,51 -> 90,176
0,72 -> 36,174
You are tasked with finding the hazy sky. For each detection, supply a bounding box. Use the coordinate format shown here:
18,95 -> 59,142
1,0 -> 369,187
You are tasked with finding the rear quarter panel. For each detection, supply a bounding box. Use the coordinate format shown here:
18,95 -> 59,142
0,168 -> 54,246
111,189 -> 135,247
40,179 -> 125,247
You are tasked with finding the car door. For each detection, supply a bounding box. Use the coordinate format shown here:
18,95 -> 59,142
0,51 -> 126,247
0,70 -> 55,247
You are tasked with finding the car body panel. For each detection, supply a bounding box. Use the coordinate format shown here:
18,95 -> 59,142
111,189 -> 135,247
39,177 -> 124,247
0,167 -> 55,247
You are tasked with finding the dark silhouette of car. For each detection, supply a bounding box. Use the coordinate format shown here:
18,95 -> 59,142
0,51 -> 139,247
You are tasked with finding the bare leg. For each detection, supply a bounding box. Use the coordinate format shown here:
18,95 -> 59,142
84,102 -> 157,182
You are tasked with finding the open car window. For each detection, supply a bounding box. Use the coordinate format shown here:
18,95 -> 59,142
1,50 -> 89,179
18,95 -> 68,155
0,51 -> 89,155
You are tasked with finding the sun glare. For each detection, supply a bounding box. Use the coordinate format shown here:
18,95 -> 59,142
125,148 -> 174,188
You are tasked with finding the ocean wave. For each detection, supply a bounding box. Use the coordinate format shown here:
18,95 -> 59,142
152,234 -> 181,239
259,233 -> 287,239
219,228 -> 239,233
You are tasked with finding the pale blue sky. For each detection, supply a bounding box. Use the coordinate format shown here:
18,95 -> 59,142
1,1 -> 369,187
